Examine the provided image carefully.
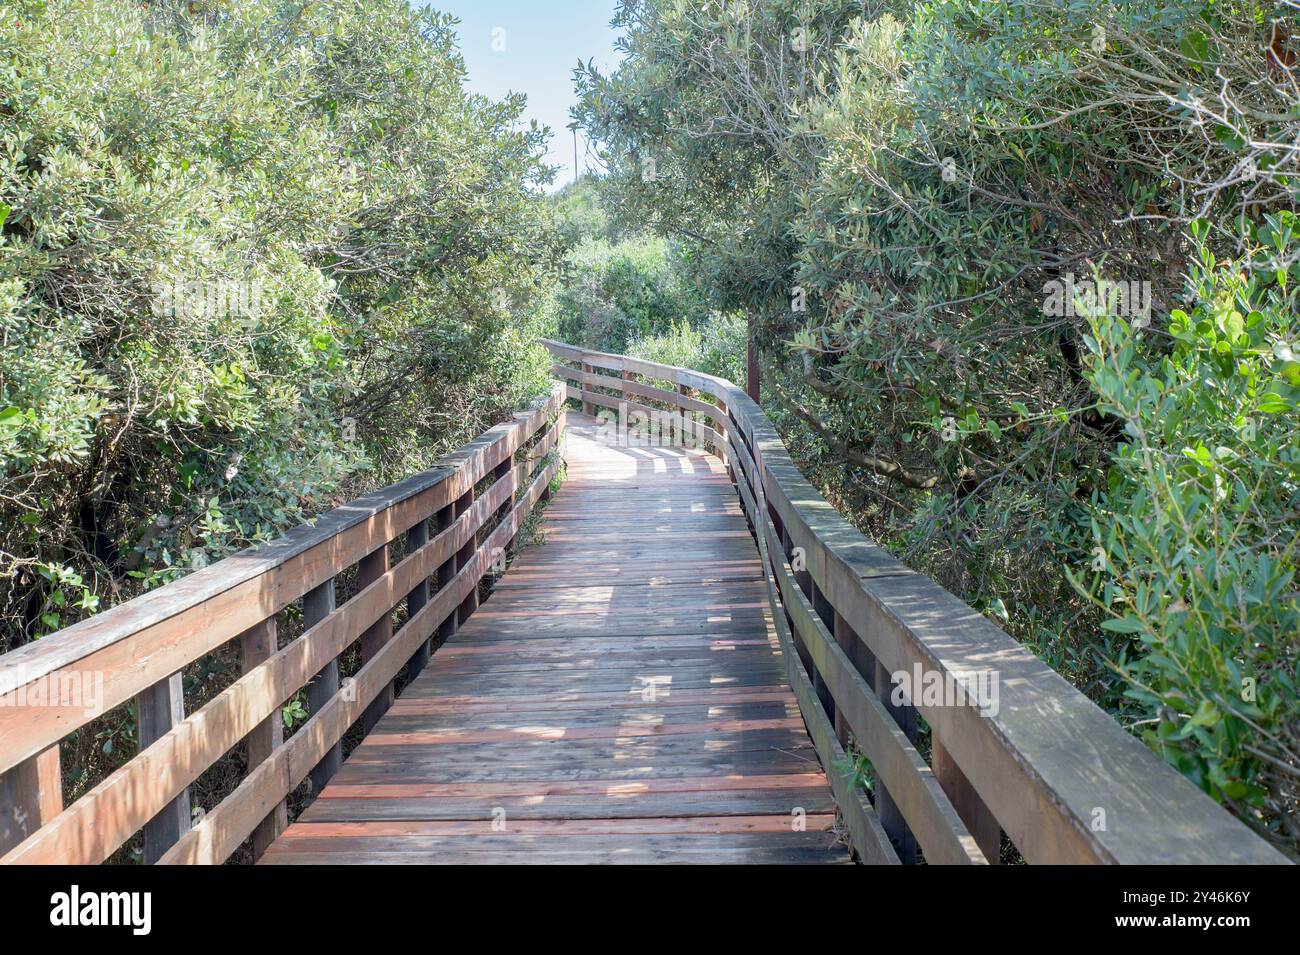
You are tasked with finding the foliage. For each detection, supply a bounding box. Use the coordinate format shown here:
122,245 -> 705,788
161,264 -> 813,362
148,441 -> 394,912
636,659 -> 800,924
0,0 -> 560,649
541,179 -> 706,352
1081,218 -> 1299,842
628,311 -> 748,384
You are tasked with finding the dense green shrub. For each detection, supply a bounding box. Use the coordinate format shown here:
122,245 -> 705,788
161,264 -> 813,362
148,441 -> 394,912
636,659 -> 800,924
1081,218 -> 1299,842
627,312 -> 748,384
545,236 -> 705,352
0,0 -> 560,647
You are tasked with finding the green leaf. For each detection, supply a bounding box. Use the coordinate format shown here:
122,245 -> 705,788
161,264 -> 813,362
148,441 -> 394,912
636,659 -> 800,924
1180,31 -> 1209,64
1188,699 -> 1220,728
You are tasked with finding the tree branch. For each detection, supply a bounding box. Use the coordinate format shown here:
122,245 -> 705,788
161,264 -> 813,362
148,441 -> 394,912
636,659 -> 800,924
769,380 -> 940,490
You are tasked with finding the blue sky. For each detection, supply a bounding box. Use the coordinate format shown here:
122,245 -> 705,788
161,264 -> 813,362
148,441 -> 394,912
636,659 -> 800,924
426,1 -> 625,190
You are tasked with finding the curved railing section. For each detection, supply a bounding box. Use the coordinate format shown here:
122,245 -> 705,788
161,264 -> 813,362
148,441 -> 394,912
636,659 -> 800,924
542,339 -> 1287,865
0,385 -> 566,864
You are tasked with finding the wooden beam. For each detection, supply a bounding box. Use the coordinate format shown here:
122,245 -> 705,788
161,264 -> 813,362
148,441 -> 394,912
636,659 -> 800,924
138,672 -> 191,863
455,489 -> 478,627
0,746 -> 61,855
304,579 -> 341,795
404,520 -> 432,679
356,544 -> 394,736
934,736 -> 1001,863
240,617 -> 287,860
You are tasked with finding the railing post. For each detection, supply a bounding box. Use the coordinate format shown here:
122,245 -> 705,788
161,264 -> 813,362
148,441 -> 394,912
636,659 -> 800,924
781,526 -> 816,678
495,455 -> 514,553
239,616 -> 287,859
933,736 -> 1002,863
874,657 -> 919,863
676,382 -> 692,453
811,584 -> 837,727
357,542 -> 394,735
0,745 -> 62,855
405,518 -> 432,679
137,672 -> 191,863
457,487 -> 480,625
581,361 -> 594,416
435,498 -> 461,646
304,578 -> 342,793
454,488 -> 477,626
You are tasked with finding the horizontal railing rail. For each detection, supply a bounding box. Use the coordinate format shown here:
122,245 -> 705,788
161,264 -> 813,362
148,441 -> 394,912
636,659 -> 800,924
542,339 -> 1289,866
0,384 -> 566,864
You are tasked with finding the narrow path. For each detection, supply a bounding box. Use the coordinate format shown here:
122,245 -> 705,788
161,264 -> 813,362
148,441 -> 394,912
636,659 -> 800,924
262,414 -> 850,863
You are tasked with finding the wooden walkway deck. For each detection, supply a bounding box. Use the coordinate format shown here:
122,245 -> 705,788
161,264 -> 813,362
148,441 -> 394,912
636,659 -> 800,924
262,415 -> 850,864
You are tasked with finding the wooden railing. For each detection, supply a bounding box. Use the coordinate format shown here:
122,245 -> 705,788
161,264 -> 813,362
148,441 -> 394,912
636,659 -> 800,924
542,339 -> 1289,865
0,384 -> 565,864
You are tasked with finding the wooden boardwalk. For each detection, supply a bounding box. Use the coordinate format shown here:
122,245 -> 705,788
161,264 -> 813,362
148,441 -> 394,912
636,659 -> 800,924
262,414 -> 849,864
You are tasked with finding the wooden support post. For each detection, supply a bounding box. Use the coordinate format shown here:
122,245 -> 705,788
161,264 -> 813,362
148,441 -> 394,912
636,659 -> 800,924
874,657 -> 918,863
454,489 -> 478,626
304,578 -> 342,794
239,617 -> 287,859
933,736 -> 1002,863
435,500 -> 459,647
676,383 -> 693,453
810,584 -> 836,727
781,526 -> 815,677
405,518 -> 432,679
581,362 -> 594,416
832,612 -> 855,748
494,456 -> 514,552
0,745 -> 62,855
138,672 -> 190,863
357,542 -> 394,735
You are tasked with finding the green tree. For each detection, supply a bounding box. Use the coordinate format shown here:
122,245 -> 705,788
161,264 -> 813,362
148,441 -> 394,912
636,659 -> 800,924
0,0 -> 560,646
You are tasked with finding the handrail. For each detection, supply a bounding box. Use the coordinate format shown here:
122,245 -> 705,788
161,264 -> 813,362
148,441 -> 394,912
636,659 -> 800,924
0,383 -> 566,864
541,339 -> 1289,865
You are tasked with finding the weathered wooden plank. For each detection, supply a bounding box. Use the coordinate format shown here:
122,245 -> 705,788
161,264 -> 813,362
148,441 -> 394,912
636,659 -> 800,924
0,746 -> 61,855
356,543 -> 394,736
240,617 -> 287,860
138,673 -> 191,864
